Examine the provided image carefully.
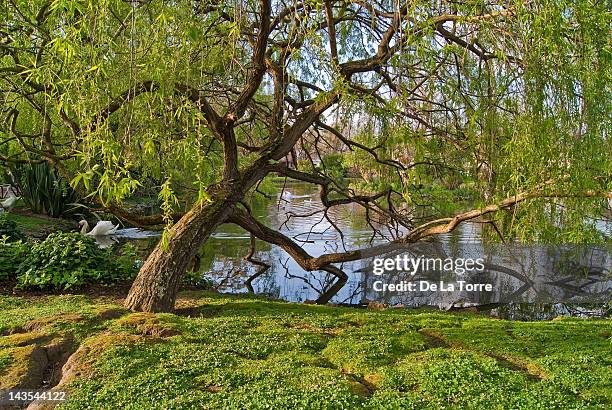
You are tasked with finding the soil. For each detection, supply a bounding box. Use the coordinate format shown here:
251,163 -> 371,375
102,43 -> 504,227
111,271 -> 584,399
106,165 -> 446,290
0,280 -> 134,301
0,280 -> 212,305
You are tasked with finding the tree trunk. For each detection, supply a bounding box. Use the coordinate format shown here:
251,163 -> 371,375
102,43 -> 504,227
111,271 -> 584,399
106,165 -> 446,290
124,197 -> 233,312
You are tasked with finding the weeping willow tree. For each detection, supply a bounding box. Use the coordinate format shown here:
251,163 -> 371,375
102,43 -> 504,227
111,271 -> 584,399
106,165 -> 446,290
1,0 -> 610,312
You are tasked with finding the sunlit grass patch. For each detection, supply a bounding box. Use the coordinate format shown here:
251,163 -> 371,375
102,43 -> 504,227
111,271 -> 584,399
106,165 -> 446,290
0,292 -> 609,409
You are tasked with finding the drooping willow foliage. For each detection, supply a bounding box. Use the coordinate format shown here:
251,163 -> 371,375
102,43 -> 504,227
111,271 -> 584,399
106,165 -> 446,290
1,0 -> 610,244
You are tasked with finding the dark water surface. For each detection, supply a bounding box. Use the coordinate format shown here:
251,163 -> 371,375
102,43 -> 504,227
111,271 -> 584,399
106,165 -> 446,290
114,181 -> 611,320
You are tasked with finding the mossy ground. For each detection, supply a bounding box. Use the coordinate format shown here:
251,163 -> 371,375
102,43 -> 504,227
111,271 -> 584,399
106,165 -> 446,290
0,292 -> 610,409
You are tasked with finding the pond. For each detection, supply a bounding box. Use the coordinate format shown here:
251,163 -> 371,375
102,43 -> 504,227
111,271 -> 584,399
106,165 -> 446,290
116,180 -> 612,320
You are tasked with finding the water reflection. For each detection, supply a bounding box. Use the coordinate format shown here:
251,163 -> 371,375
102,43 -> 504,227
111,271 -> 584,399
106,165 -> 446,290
122,181 -> 611,320
361,241 -> 610,308
91,227 -> 160,248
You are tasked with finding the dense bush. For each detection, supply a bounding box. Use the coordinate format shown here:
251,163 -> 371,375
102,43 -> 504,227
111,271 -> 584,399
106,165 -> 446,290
0,238 -> 29,280
16,232 -> 137,290
0,213 -> 26,242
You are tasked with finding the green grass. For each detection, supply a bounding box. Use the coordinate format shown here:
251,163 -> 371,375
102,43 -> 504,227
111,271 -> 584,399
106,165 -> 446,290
6,212 -> 51,230
0,292 -> 610,409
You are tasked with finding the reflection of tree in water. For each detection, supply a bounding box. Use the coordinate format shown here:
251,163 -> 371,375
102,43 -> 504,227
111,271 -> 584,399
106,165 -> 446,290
278,257 -> 364,304
364,241 -> 610,316
162,182 -> 610,318
202,235 -> 609,317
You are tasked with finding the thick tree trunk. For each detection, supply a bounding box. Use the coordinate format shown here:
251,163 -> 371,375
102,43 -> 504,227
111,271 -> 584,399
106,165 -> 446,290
124,197 -> 233,312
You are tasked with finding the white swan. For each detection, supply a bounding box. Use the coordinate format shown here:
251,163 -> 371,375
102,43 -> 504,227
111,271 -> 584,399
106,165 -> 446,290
281,191 -> 312,200
79,220 -> 119,236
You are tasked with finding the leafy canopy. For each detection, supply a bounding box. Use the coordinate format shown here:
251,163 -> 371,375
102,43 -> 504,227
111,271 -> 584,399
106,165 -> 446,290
0,0 -> 609,242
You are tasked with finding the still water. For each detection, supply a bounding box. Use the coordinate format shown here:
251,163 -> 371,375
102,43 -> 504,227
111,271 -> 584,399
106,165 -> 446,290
119,181 -> 611,320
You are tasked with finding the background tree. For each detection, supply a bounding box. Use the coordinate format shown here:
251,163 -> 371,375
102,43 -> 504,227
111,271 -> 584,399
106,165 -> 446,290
1,0 -> 610,312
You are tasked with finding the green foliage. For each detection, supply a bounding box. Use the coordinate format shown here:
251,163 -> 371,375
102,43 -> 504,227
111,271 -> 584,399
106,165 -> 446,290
181,270 -> 214,289
16,233 -> 137,290
0,238 -> 29,280
0,293 -> 608,408
0,213 -> 26,242
319,154 -> 347,182
0,0 -> 609,247
17,163 -> 80,218
0,350 -> 10,371
0,294 -> 116,336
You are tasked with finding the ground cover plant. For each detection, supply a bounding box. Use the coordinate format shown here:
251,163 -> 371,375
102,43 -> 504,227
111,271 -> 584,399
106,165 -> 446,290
0,292 -> 609,409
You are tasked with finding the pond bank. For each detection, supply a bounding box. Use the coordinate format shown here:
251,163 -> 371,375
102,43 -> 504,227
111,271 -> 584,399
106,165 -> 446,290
0,292 -> 609,409
5,211 -> 75,239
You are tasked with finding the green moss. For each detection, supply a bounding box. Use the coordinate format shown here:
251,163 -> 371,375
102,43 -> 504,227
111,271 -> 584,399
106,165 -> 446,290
0,350 -> 11,372
0,331 -> 52,348
0,292 -> 609,409
0,346 -> 29,388
0,295 -> 124,337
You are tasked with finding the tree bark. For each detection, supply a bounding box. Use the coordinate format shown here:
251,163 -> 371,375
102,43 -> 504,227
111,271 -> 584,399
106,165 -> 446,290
124,197 -> 233,312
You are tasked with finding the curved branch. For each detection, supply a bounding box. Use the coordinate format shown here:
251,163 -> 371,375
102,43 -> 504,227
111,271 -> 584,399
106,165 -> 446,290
316,121 -> 406,170
407,188 -> 612,241
230,185 -> 612,274
228,205 -> 349,304
225,0 -> 272,124
105,202 -> 179,228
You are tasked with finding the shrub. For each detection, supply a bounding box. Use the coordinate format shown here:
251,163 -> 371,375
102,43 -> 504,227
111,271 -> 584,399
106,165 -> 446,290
16,232 -> 137,290
0,238 -> 29,280
16,163 -> 81,218
0,213 -> 26,242
181,270 -> 214,289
